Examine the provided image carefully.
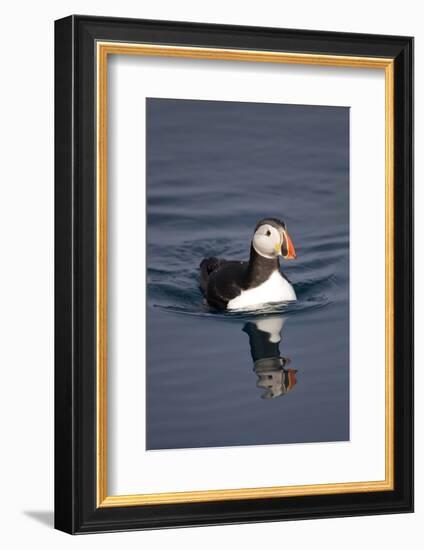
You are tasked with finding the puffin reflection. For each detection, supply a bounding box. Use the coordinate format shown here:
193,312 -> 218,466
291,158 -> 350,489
242,317 -> 297,399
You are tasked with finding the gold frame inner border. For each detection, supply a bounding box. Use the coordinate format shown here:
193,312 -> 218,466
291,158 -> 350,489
96,42 -> 395,508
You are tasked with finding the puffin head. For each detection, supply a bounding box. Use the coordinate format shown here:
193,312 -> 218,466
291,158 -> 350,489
252,218 -> 297,260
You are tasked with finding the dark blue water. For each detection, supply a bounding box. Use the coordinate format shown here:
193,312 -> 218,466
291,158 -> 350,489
146,98 -> 349,450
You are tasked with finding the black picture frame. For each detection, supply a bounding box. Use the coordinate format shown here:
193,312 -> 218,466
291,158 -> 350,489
55,14 -> 413,534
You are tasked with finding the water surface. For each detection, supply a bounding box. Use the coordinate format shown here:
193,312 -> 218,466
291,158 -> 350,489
146,98 -> 349,450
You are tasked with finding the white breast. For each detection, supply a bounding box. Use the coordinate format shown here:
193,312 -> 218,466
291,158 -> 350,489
227,271 -> 296,311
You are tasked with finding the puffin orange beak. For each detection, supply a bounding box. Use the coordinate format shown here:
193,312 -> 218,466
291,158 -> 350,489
281,230 -> 297,259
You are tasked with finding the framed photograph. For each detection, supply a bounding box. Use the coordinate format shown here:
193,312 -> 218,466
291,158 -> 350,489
54,15 -> 413,534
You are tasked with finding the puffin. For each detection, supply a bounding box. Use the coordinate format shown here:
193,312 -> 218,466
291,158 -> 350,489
200,218 -> 297,310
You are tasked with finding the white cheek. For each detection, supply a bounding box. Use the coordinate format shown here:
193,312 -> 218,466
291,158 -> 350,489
254,235 -> 273,256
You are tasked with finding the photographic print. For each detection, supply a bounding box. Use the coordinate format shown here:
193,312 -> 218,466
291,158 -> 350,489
55,17 -> 413,532
146,98 -> 350,451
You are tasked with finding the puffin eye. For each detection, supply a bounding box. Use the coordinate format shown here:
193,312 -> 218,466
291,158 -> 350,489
266,230 -> 271,237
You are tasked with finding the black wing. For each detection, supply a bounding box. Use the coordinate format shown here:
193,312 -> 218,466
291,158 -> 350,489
199,257 -> 224,293
200,257 -> 247,309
